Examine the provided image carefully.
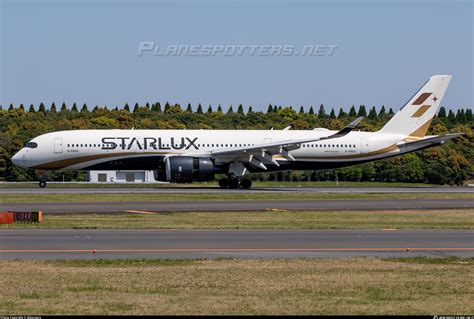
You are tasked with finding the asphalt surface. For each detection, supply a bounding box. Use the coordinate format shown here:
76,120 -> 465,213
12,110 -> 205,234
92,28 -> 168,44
1,186 -> 473,194
0,229 -> 472,260
1,198 -> 473,213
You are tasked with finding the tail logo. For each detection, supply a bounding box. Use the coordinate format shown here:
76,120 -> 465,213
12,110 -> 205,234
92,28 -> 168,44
411,105 -> 431,118
412,92 -> 432,105
411,92 -> 435,118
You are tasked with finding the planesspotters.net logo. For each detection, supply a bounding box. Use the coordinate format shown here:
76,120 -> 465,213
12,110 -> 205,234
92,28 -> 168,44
137,42 -> 338,57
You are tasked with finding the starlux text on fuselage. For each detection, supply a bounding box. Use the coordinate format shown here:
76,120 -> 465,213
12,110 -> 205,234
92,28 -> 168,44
101,137 -> 199,150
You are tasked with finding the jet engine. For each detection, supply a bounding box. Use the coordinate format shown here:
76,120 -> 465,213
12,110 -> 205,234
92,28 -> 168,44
154,156 -> 216,183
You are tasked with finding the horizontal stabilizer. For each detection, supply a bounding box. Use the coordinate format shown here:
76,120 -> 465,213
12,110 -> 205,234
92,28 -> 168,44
397,133 -> 464,148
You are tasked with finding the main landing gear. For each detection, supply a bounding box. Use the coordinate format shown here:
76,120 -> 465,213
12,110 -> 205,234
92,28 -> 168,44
38,175 -> 48,188
218,177 -> 252,189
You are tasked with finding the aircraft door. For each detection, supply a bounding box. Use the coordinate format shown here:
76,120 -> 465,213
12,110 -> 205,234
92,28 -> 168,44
54,138 -> 63,154
360,138 -> 369,154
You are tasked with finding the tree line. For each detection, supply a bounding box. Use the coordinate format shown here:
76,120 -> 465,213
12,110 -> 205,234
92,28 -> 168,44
0,102 -> 472,185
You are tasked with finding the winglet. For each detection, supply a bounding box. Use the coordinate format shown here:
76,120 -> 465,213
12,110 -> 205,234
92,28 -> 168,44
323,117 -> 363,140
348,116 -> 364,128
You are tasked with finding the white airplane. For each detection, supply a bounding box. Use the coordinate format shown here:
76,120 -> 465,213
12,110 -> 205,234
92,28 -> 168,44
12,75 -> 462,188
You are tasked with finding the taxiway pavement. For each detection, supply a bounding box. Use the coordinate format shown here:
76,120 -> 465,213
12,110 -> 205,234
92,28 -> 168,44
1,186 -> 473,194
1,198 -> 473,213
1,229 -> 472,259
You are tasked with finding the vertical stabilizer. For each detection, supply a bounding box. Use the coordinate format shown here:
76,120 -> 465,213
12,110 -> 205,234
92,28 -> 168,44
379,75 -> 452,138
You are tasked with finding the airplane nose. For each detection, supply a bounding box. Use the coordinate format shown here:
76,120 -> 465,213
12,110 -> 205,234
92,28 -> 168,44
11,151 -> 23,167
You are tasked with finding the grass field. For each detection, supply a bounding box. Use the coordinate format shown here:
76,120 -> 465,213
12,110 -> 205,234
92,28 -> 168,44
0,180 -> 441,188
1,192 -> 473,204
0,257 -> 472,315
1,209 -> 473,229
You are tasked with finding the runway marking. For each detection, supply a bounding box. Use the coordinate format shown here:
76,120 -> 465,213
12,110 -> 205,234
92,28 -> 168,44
126,210 -> 159,215
1,247 -> 473,253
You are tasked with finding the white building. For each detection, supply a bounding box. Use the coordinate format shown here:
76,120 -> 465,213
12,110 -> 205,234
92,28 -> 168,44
87,170 -> 158,183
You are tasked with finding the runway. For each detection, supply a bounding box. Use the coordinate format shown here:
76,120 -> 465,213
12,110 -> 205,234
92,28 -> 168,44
0,229 -> 472,259
1,198 -> 473,213
1,186 -> 473,194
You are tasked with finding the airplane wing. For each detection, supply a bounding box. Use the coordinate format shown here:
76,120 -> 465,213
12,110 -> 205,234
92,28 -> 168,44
207,117 -> 363,172
397,133 -> 464,148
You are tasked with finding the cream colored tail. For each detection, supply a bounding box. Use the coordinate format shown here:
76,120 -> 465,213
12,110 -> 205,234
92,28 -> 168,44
379,75 -> 452,138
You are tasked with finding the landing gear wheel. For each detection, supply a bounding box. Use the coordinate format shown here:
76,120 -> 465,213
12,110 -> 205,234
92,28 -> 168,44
240,179 -> 252,189
39,180 -> 47,188
228,178 -> 240,189
218,178 -> 229,189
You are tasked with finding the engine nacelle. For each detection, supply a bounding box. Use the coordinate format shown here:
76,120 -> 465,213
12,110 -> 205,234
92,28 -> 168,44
154,156 -> 215,183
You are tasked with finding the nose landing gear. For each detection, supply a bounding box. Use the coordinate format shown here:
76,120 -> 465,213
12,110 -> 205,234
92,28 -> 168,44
39,179 -> 47,188
218,177 -> 252,189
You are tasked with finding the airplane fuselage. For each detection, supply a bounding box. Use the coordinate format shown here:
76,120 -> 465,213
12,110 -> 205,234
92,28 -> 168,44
13,129 -> 415,172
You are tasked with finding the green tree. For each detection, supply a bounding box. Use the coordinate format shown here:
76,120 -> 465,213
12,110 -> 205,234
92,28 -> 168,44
447,109 -> 455,123
465,109 -> 472,122
267,104 -> 273,113
186,103 -> 193,113
151,102 -> 162,112
337,108 -> 347,118
80,104 -> 89,113
308,106 -> 314,115
318,104 -> 326,118
357,105 -> 367,117
38,103 -> 46,113
196,103 -> 203,114
368,106 -> 377,120
456,109 -> 466,123
437,106 -> 447,118
379,105 -> 386,117
348,105 -> 357,117
237,104 -> 244,114
164,104 -> 182,114
50,102 -> 57,113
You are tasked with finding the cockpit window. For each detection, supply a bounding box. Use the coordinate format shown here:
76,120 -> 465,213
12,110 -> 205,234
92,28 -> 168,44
25,142 -> 38,148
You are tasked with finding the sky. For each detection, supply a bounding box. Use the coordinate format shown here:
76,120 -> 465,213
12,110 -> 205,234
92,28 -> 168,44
1,0 -> 472,112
